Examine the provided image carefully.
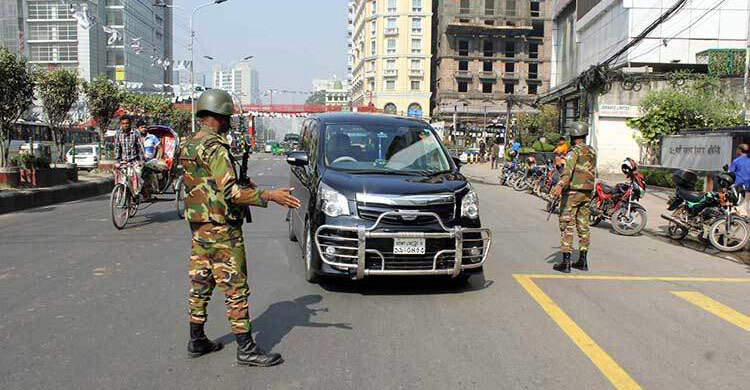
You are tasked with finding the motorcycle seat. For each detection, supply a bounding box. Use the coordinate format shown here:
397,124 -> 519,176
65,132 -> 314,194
600,184 -> 617,194
676,186 -> 704,203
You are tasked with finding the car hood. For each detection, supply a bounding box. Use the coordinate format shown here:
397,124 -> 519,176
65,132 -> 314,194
322,169 -> 469,197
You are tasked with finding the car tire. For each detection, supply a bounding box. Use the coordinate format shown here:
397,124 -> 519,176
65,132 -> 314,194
287,210 -> 297,242
303,221 -> 320,283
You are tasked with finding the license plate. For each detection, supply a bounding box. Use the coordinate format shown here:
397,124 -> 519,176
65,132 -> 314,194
393,238 -> 426,255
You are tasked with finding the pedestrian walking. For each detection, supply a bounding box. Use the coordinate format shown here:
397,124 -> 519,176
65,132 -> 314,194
179,89 -> 300,367
729,143 -> 750,217
479,140 -> 486,164
490,142 -> 499,169
550,122 -> 596,273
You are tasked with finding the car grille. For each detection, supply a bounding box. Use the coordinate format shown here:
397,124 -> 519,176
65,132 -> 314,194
357,202 -> 456,224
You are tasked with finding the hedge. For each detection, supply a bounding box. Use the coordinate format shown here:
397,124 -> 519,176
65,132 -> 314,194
640,168 -> 704,190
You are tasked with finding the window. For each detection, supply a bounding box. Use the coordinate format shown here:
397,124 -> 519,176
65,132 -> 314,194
529,63 -> 538,79
505,41 -> 515,57
483,61 -> 493,71
485,0 -> 494,15
388,0 -> 397,13
483,82 -> 493,93
408,103 -> 423,117
412,0 -> 422,12
371,20 -> 376,37
106,9 -> 124,25
386,80 -> 396,90
484,20 -> 495,25
28,24 -> 77,41
529,43 -> 539,59
412,18 -> 422,34
505,83 -> 515,94
458,40 -> 469,56
458,60 -> 468,71
29,45 -> 53,61
411,38 -> 421,54
506,0 -> 516,17
531,20 -> 544,37
411,80 -> 421,91
384,103 -> 397,114
458,81 -> 468,92
505,62 -> 515,72
106,50 -> 125,65
460,0 -> 470,14
387,18 -> 397,29
387,38 -> 396,54
371,0 -> 377,15
411,59 -> 421,69
483,40 -> 493,57
528,83 -> 538,95
530,1 -> 541,17
386,59 -> 396,69
370,40 -> 376,56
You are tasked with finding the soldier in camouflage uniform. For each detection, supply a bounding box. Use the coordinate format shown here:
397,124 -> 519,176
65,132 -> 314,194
551,121 -> 597,273
180,89 -> 300,367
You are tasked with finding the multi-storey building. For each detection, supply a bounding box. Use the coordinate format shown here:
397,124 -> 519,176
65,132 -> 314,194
0,0 -> 23,54
104,0 -> 172,91
347,0 -> 355,87
431,0 -> 552,130
350,0 -> 432,118
212,60 -> 260,105
313,77 -> 351,107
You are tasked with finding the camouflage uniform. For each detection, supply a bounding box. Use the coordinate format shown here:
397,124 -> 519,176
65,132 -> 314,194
558,143 -> 597,253
180,124 -> 268,334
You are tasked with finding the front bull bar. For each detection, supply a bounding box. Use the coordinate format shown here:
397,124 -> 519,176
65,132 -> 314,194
314,211 -> 492,280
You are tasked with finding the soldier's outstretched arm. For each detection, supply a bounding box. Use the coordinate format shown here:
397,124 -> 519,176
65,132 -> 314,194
206,144 -> 268,207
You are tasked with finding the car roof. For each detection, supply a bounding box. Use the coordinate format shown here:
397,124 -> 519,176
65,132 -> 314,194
309,113 -> 429,127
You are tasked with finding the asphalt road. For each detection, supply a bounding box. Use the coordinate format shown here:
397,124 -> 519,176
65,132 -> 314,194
1,155 -> 748,390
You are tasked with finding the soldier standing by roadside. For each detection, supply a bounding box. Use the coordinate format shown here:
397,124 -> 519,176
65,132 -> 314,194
179,89 -> 300,367
551,122 -> 596,273
490,141 -> 499,170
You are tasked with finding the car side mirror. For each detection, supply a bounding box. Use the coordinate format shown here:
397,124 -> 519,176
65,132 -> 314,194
452,156 -> 463,170
286,150 -> 309,166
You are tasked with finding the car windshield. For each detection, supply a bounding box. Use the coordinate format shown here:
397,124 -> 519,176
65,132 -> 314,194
74,146 -> 94,155
323,124 -> 451,173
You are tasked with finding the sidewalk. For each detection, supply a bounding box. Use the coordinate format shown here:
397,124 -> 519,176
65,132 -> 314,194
0,171 -> 113,214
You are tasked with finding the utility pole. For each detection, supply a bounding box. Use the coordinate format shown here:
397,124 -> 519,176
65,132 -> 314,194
743,0 -> 750,123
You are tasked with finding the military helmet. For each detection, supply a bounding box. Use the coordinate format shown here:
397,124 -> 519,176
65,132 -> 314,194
567,121 -> 589,138
196,89 -> 235,118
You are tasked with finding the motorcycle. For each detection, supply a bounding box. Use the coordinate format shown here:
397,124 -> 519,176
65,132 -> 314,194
589,158 -> 648,236
661,169 -> 749,252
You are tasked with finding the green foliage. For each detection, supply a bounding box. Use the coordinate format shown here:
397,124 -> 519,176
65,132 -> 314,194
305,91 -> 326,105
83,75 -> 122,160
122,93 -> 172,123
34,68 -> 80,162
519,147 -> 536,154
11,153 -> 50,169
640,168 -> 704,190
626,74 -> 742,155
0,47 -> 34,167
544,132 -> 562,144
701,49 -> 746,77
532,140 -> 555,152
169,109 -> 192,136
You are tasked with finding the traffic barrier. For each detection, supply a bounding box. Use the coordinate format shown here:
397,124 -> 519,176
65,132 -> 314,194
0,177 -> 113,214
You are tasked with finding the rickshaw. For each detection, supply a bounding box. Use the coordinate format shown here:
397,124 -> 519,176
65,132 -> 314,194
110,125 -> 184,229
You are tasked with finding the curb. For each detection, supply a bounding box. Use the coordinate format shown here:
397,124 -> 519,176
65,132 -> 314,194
0,178 -> 114,215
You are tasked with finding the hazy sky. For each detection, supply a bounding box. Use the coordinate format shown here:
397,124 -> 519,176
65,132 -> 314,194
171,0 -> 348,103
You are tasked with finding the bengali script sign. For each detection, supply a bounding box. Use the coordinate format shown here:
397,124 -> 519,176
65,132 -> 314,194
661,134 -> 732,171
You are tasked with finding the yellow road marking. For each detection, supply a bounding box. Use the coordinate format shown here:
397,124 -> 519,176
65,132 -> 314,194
513,275 -> 642,390
516,274 -> 750,282
671,291 -> 750,331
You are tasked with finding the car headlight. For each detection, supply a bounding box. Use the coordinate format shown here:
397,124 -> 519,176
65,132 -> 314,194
461,188 -> 479,219
319,182 -> 350,217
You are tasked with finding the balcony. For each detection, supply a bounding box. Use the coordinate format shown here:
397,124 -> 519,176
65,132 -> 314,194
502,72 -> 519,80
383,69 -> 398,77
454,70 -> 472,79
384,27 -> 399,36
446,20 -> 533,37
409,69 -> 424,77
478,71 -> 498,80
365,69 -> 376,78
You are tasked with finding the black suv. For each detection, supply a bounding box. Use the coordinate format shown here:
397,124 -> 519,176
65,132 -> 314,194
286,114 -> 491,283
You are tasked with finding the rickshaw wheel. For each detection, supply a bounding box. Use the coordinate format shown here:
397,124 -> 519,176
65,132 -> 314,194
111,184 -> 131,230
175,177 -> 185,219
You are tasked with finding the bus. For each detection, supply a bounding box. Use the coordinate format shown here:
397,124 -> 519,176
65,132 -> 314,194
7,121 -> 99,161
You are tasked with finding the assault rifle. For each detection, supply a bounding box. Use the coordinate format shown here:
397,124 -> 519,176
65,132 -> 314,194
238,140 -> 253,224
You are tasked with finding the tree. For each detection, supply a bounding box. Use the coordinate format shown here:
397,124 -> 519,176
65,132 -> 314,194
169,108 -> 192,137
82,75 -> 123,161
0,48 -> 34,167
122,92 -> 172,123
626,75 -> 742,163
305,91 -> 326,105
35,68 -> 80,163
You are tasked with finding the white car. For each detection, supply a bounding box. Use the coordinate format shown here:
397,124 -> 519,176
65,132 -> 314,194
459,148 -> 480,164
65,144 -> 99,169
264,141 -> 279,153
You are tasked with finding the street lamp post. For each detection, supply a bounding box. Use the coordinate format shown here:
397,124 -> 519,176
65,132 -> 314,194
203,55 -> 254,104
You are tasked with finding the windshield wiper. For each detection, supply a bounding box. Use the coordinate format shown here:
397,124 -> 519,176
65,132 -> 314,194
400,169 -> 451,176
340,169 -> 422,176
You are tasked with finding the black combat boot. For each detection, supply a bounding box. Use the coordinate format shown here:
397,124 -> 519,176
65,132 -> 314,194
553,253 -> 571,273
187,322 -> 223,358
236,332 -> 283,367
572,251 -> 588,271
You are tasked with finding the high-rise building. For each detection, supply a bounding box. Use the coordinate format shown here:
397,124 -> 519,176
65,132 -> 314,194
350,0 -> 432,118
104,0 -> 172,90
0,0 -> 23,54
211,60 -> 260,105
431,0 -> 552,127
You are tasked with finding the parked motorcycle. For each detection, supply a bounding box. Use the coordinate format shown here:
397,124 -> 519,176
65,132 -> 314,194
589,158 -> 648,236
661,169 -> 749,252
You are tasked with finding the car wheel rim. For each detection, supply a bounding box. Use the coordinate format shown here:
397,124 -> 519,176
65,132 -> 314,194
305,226 -> 312,271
